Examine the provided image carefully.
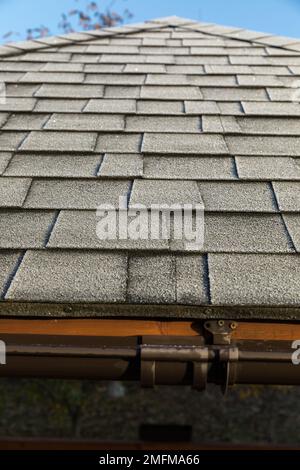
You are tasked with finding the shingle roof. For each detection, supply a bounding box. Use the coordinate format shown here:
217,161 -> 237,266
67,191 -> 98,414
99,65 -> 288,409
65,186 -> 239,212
1,16 -> 300,319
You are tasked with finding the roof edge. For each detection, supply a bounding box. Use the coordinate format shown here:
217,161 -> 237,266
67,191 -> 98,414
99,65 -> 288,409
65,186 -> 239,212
1,15 -> 300,59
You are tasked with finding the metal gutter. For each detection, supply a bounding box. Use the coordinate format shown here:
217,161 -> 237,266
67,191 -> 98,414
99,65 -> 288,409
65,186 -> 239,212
0,320 -> 299,391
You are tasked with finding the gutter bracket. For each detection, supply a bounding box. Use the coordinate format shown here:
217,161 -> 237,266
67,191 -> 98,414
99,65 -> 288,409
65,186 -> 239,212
204,320 -> 239,394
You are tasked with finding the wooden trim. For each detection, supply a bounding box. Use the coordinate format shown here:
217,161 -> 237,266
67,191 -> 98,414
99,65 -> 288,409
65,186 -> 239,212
0,437 -> 297,451
0,318 -> 299,341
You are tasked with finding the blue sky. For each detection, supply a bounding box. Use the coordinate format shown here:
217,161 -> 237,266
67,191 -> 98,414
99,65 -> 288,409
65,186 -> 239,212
1,0 -> 300,42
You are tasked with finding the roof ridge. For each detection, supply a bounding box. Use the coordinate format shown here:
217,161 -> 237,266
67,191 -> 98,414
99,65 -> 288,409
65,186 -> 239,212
0,15 -> 300,60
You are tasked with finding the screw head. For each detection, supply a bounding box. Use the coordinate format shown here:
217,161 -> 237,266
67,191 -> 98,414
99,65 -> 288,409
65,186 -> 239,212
230,322 -> 237,330
218,320 -> 224,327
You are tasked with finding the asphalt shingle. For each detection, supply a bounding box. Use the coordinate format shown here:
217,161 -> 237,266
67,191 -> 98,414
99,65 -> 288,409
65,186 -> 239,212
204,213 -> 292,253
96,133 -> 142,153
272,182 -> 300,211
143,156 -> 233,180
0,177 -> 31,207
99,153 -> 143,177
129,179 -> 202,207
48,210 -> 168,251
21,131 -> 97,152
24,179 -> 131,209
128,255 -> 176,303
140,85 -> 203,100
142,133 -> 228,154
236,156 -> 300,179
6,251 -> 128,303
226,135 -> 300,156
0,152 -> 11,174
0,251 -> 22,299
197,181 -> 276,212
84,99 -> 136,114
4,154 -> 101,178
176,255 -> 208,304
126,115 -> 200,132
45,113 -> 125,131
209,254 -> 300,305
35,84 -> 104,98
283,214 -> 300,251
0,210 -> 55,248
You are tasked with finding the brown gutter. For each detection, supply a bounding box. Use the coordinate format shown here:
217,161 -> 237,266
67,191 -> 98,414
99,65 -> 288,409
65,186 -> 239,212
0,318 -> 299,390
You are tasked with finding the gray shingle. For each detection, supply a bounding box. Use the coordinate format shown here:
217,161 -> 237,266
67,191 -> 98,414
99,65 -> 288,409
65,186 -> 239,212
0,113 -> 9,128
104,85 -> 141,98
126,115 -> 200,132
35,84 -> 104,98
237,75 -> 284,87
0,152 -> 11,175
187,75 -> 237,86
176,255 -> 208,304
226,135 -> 300,156
140,46 -> 189,55
21,131 -> 97,152
34,99 -> 87,113
0,98 -> 36,112
0,132 -> 28,151
41,62 -> 84,72
197,181 -> 275,212
96,133 -> 142,153
4,154 -> 101,178
144,156 -> 233,180
128,255 -> 176,303
20,72 -> 85,83
283,214 -> 300,251
205,65 -> 252,74
141,85 -> 203,100
204,213 -> 292,253
267,88 -> 297,102
45,113 -> 125,131
100,153 -> 143,177
0,177 -> 31,207
176,56 -> 229,65
6,251 -> 128,303
236,117 -> 300,135
184,101 -> 220,114
24,179 -> 131,209
0,72 -> 24,82
3,113 -> 49,130
242,101 -> 300,116
84,99 -> 136,113
100,54 -> 146,63
0,210 -> 55,248
86,74 -> 145,85
283,214 -> 300,253
272,182 -> 300,211
0,251 -> 22,299
0,62 -> 42,72
86,45 -> 139,54
142,133 -> 228,155
166,65 -> 205,74
137,100 -> 183,114
84,64 -> 124,73
208,254 -> 300,305
218,102 -> 244,115
48,210 -> 168,251
236,156 -> 300,179
21,52 -> 71,62
202,87 -> 268,101
124,64 -> 165,73
130,179 -> 202,208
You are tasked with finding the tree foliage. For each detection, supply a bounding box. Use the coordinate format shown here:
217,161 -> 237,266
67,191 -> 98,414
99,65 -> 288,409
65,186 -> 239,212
3,0 -> 132,42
